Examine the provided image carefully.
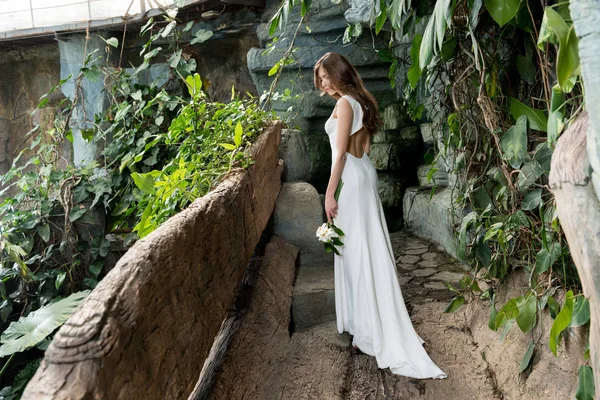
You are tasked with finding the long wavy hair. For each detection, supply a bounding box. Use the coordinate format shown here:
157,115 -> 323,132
314,52 -> 382,135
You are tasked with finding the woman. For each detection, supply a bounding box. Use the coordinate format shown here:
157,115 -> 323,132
314,52 -> 447,380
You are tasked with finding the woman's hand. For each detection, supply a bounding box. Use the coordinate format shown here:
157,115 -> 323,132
325,195 -> 338,224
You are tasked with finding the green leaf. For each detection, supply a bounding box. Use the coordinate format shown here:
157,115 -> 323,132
219,143 -> 237,150
444,296 -> 465,313
549,290 -> 574,356
115,102 -> 132,122
534,142 -> 553,173
419,0 -> 452,69
557,26 -> 580,92
440,36 -> 457,61
68,207 -> 87,222
570,297 -> 590,327
334,178 -> 344,202
268,62 -> 280,77
535,242 -> 561,274
516,53 -> 536,84
495,298 -> 519,329
375,0 -> 387,34
484,0 -> 521,27
538,7 -> 569,49
185,73 -> 203,96
82,66 -> 102,83
548,85 -> 565,148
89,261 -> 103,279
36,224 -> 51,243
131,171 -> 158,195
37,98 -> 49,109
576,366 -> 595,400
169,49 -> 182,68
408,35 -> 423,89
55,272 -> 66,291
106,37 -> 118,48
509,98 -> 548,132
0,291 -> 89,357
518,161 -> 544,190
191,29 -> 213,45
522,189 -> 542,211
386,0 -> 410,30
234,122 -> 243,147
519,340 -> 535,373
500,115 -> 528,169
516,294 -> 537,333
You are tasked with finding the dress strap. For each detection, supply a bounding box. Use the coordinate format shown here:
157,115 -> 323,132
341,95 -> 364,135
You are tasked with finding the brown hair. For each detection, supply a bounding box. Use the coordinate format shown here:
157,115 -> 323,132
314,52 -> 382,135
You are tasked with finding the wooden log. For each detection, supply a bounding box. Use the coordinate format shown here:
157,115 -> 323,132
549,112 -> 600,391
23,122 -> 283,399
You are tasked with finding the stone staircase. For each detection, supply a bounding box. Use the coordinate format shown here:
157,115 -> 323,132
272,180 -> 336,330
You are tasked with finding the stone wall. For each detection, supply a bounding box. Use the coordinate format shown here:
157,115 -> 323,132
23,122 -> 283,399
0,43 -> 68,183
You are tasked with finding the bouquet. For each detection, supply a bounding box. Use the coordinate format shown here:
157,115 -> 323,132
316,179 -> 345,255
316,222 -> 345,255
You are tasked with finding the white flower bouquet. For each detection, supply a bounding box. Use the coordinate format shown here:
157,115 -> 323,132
316,178 -> 345,255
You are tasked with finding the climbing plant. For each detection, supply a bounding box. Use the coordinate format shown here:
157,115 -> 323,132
269,0 -> 592,396
0,5 -> 274,396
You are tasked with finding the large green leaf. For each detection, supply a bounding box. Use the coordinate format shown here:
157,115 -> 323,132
419,0 -> 452,69
500,115 -> 528,169
516,294 -> 537,333
485,0 -> 521,27
549,290 -> 574,356
509,98 -> 548,132
537,7 -> 569,49
570,297 -> 590,327
0,291 -> 89,357
556,25 -> 580,92
575,366 -> 595,400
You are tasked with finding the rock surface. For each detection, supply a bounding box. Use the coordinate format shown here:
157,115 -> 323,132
273,181 -> 324,266
279,128 -> 310,182
403,187 -> 462,258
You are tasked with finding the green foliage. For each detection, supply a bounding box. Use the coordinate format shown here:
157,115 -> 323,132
419,0 -> 452,69
484,0 -> 521,27
576,366 -> 595,400
0,291 -> 89,358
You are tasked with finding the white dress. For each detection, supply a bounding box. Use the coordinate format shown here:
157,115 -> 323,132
325,95 -> 447,380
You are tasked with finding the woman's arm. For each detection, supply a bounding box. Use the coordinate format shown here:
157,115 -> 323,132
325,97 -> 353,223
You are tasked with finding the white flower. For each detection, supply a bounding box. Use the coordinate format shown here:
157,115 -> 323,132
316,223 -> 333,242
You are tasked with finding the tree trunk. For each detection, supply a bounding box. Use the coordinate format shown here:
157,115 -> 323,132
549,113 -> 600,392
553,0 -> 600,391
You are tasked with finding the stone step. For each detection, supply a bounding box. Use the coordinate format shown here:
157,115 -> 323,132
292,263 -> 336,331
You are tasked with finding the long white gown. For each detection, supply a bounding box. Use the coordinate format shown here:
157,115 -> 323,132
325,95 -> 447,380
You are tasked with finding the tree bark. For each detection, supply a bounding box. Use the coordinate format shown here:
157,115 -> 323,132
549,113 -> 600,392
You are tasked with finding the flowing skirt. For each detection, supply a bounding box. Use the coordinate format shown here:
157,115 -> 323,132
333,152 -> 447,379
